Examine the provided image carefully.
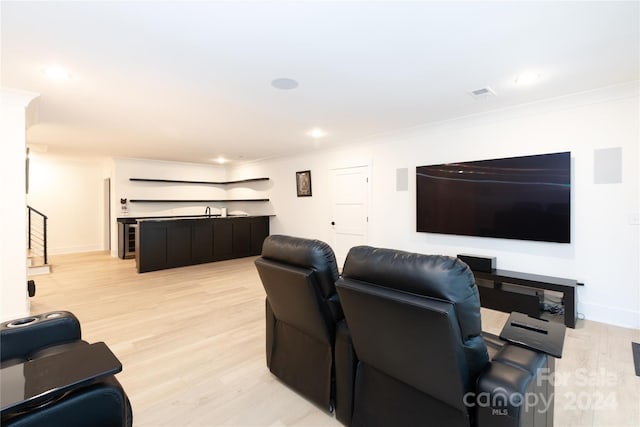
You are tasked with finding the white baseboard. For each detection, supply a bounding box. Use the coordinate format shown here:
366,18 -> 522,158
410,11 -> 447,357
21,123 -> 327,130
580,300 -> 640,329
49,245 -> 105,255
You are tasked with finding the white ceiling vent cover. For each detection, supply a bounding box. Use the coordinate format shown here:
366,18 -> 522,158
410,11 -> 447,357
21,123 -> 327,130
469,87 -> 496,99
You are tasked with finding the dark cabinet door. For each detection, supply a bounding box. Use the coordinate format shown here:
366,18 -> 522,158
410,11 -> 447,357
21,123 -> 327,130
167,222 -> 191,267
118,222 -> 126,259
191,220 -> 214,264
250,217 -> 269,255
137,216 -> 270,273
232,218 -> 251,258
137,222 -> 167,273
213,220 -> 234,261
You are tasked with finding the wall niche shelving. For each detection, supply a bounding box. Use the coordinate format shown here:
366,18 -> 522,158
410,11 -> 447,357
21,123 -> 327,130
129,199 -> 269,203
128,177 -> 270,204
129,177 -> 269,185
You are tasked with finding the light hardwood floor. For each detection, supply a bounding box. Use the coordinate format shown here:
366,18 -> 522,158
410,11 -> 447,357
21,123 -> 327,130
29,252 -> 639,427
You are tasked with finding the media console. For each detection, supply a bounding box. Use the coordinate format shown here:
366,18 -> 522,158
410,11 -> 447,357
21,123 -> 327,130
471,268 -> 582,328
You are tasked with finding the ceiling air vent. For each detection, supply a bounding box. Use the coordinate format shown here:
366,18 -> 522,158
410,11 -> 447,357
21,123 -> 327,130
469,86 -> 496,99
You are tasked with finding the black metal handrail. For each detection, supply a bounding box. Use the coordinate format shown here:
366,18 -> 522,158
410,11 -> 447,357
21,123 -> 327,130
27,205 -> 48,265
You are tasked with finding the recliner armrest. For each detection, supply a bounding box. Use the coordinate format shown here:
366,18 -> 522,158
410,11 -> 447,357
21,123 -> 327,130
499,312 -> 566,358
2,376 -> 133,427
476,344 -> 554,427
1,311 -> 82,363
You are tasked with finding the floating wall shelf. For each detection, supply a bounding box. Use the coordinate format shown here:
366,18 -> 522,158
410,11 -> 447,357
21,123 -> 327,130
129,199 -> 269,203
128,177 -> 270,204
129,178 -> 269,185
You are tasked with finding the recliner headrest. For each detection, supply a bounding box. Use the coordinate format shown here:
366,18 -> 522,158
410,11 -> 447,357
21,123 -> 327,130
342,245 -> 483,340
261,235 -> 340,298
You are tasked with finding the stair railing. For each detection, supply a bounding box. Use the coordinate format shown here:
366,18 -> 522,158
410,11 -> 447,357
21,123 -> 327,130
27,205 -> 48,265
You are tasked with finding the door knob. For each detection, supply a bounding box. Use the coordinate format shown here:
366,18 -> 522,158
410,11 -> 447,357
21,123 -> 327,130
331,221 -> 335,226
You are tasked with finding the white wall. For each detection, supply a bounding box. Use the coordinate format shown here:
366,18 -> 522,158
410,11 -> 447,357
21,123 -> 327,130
229,147 -> 371,241
230,83 -> 640,328
0,89 -> 39,321
27,154 -> 110,254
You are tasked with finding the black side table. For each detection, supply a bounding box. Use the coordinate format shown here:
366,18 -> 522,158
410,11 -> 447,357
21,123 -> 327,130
1,341 -> 122,416
500,312 -> 567,358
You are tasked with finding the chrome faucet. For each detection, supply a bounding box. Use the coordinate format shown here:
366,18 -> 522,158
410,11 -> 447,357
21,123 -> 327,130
205,206 -> 211,217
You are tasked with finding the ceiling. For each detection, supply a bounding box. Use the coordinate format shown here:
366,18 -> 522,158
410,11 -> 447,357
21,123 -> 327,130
2,1 -> 638,164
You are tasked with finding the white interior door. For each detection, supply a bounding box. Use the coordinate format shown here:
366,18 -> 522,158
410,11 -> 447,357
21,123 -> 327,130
330,165 -> 369,269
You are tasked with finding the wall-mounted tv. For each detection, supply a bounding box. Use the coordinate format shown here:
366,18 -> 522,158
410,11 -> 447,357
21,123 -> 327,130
416,152 -> 571,243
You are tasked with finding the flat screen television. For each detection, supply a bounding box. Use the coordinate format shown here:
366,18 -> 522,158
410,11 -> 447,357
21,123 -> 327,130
416,152 -> 571,243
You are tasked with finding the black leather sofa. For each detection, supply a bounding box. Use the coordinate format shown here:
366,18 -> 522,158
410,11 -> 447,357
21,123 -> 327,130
335,246 -> 557,427
254,235 -> 342,412
1,311 -> 133,427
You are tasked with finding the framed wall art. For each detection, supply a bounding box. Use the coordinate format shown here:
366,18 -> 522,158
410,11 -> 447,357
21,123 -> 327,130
296,170 -> 312,197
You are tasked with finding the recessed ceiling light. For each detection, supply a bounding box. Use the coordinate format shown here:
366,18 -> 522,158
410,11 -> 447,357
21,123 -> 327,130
271,78 -> 298,90
43,66 -> 71,81
214,156 -> 227,164
514,72 -> 540,85
308,128 -> 327,139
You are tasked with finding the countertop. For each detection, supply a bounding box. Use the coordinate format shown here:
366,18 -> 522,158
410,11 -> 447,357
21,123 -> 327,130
117,214 -> 273,223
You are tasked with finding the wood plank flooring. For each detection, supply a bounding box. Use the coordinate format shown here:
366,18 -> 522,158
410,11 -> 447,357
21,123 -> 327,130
29,252 -> 639,426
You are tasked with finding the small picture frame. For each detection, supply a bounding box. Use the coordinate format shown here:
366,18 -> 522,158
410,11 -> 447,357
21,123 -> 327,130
296,170 -> 312,197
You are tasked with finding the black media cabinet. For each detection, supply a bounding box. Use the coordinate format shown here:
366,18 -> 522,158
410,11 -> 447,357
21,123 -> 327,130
471,269 -> 582,328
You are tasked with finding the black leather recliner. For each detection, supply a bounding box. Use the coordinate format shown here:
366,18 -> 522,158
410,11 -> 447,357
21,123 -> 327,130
254,235 -> 342,412
1,311 -> 133,427
335,246 -> 557,427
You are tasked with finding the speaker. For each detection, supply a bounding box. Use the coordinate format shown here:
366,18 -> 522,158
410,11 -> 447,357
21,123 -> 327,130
396,168 -> 408,191
457,254 -> 496,273
594,147 -> 622,184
